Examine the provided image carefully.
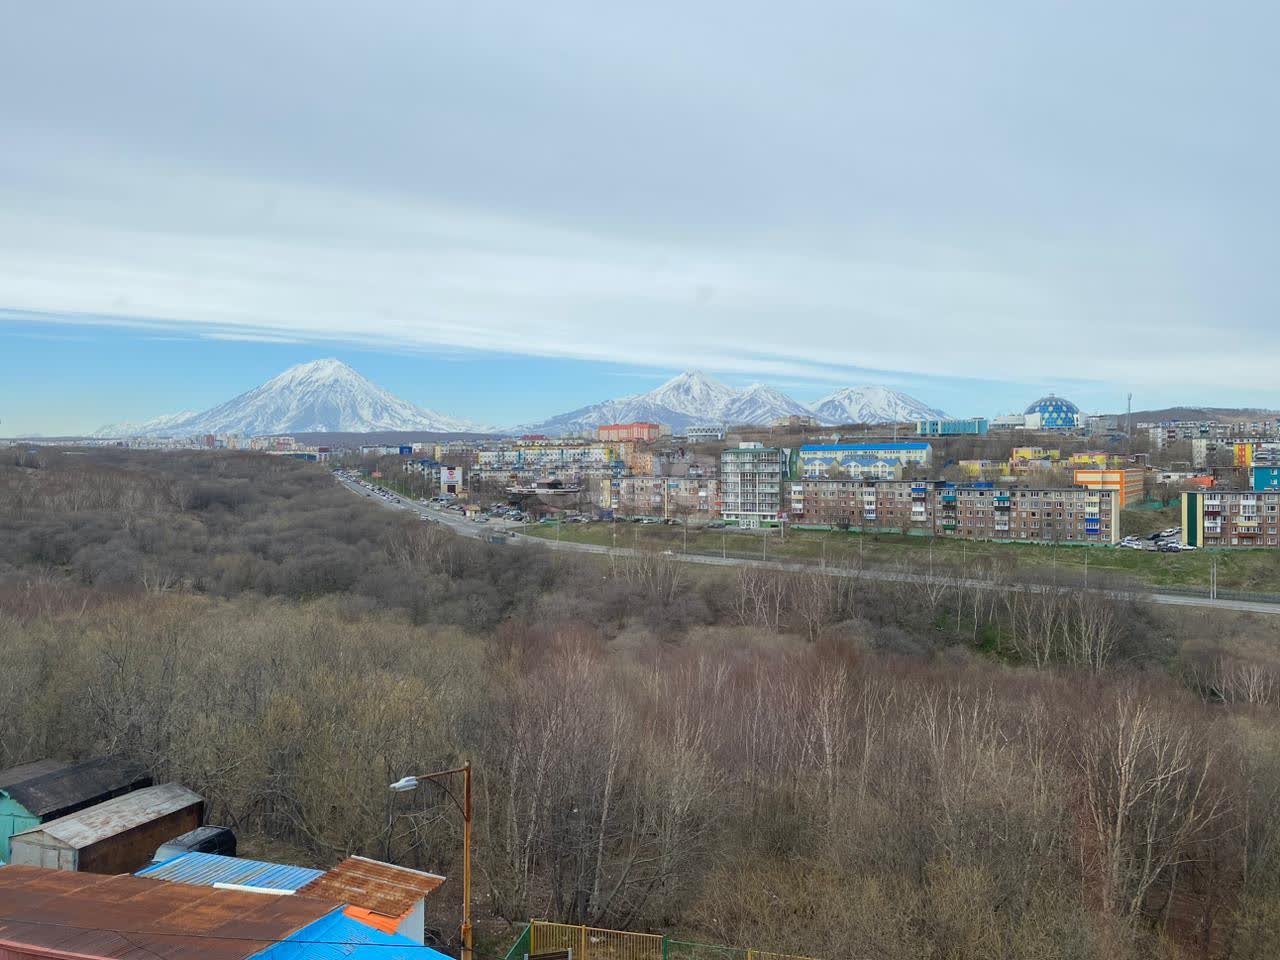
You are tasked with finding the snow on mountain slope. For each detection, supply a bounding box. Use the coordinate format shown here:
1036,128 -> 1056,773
809,386 -> 947,425
93,411 -> 199,438
721,383 -> 811,424
519,370 -> 941,435
99,359 -> 485,436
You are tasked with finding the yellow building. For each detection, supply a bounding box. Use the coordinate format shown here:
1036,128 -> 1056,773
1068,452 -> 1112,468
1011,446 -> 1060,463
1235,443 -> 1255,467
1073,468 -> 1144,508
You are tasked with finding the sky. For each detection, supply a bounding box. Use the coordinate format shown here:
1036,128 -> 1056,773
2,1 -> 1278,435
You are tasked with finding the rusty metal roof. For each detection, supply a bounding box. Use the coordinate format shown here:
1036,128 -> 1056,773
0,865 -> 339,960
12,783 -> 203,850
296,857 -> 444,919
2,757 -> 152,819
0,759 -> 69,791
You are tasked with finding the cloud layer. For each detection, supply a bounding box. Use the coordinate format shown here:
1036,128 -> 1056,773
1,1 -> 1277,394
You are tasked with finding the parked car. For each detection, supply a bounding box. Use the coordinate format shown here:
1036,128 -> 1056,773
151,825 -> 236,865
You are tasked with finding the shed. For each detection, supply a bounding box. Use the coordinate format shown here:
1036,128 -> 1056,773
137,850 -> 325,892
9,782 -> 203,874
0,757 -> 150,862
297,856 -> 445,943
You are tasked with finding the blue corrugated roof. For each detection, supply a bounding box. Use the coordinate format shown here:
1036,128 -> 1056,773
251,908 -> 450,960
137,852 -> 324,891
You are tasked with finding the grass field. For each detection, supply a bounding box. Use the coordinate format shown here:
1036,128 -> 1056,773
522,517 -> 1280,594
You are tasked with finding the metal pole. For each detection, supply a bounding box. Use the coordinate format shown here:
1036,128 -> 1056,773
462,762 -> 472,960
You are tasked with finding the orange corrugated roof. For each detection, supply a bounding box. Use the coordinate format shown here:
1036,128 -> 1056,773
343,906 -> 402,934
298,856 -> 445,918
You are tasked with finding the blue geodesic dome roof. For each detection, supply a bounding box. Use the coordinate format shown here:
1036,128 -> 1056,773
1025,395 -> 1080,427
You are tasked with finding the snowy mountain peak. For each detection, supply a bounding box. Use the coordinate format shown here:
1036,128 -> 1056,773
646,370 -> 739,416
810,386 -> 947,425
517,369 -> 945,435
95,360 -> 486,437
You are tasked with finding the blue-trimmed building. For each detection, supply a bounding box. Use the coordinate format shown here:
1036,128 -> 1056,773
916,418 -> 988,436
798,443 -> 931,478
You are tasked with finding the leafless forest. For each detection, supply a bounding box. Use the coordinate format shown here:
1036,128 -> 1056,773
4,450 -> 1280,959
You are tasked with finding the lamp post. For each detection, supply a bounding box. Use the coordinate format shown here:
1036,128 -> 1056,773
390,763 -> 472,960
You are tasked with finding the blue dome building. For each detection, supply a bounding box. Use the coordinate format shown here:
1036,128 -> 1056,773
1025,394 -> 1080,430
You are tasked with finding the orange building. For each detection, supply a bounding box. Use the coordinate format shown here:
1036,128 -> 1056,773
597,422 -> 662,443
1073,467 -> 1145,507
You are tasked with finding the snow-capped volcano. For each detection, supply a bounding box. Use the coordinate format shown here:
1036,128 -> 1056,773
95,359 -> 486,436
721,383 -> 811,424
810,386 -> 947,425
517,370 -> 946,434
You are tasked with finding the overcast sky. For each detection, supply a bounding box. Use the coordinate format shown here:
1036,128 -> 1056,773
2,1 -> 1278,432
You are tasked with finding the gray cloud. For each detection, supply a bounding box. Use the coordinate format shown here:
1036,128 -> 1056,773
2,1 -> 1277,393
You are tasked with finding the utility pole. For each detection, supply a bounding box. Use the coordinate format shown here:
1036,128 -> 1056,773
389,763 -> 472,960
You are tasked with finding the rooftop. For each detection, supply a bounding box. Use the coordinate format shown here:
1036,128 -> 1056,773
0,759 -> 68,792
297,857 -> 445,919
12,782 -> 203,850
137,852 -> 324,892
1,757 -> 152,819
0,865 -> 337,960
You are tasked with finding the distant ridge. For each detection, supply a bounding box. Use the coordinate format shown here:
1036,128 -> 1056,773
1109,405 -> 1280,422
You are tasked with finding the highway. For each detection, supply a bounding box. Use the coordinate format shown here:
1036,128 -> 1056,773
338,475 -> 1280,617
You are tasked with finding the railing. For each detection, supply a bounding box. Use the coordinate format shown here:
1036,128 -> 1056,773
520,922 -> 822,960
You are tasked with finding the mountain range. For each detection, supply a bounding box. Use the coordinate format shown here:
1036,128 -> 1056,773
95,359 -> 485,437
515,371 -> 947,435
94,363 -> 946,439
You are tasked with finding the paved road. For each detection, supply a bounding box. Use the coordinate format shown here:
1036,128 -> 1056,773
339,476 -> 1280,617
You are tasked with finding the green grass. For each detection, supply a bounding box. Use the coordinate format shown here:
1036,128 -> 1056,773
523,520 -> 1280,594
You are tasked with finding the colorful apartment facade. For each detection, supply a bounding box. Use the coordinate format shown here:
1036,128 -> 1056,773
597,422 -> 663,443
1072,468 -> 1144,507
1183,490 -> 1280,547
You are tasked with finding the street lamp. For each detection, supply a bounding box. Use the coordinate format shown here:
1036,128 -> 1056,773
390,762 -> 473,960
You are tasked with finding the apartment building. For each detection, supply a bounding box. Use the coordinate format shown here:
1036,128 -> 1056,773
475,443 -> 619,480
1072,468 -> 1144,507
788,480 -> 1119,544
936,486 -> 1119,544
1183,490 -> 1280,547
597,422 -> 663,443
603,476 -> 719,518
684,425 -> 726,442
1253,467 -> 1280,492
720,443 -> 789,527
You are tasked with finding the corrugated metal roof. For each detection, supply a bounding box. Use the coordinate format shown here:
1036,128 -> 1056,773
12,783 -> 203,850
253,907 -> 451,960
0,759 -> 68,792
1,757 -> 152,819
138,852 -> 324,891
0,865 -> 338,960
296,857 -> 444,919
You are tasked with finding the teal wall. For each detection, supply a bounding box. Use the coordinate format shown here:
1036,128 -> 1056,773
0,794 -> 39,862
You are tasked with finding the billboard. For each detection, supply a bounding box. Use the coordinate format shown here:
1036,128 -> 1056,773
440,466 -> 464,495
